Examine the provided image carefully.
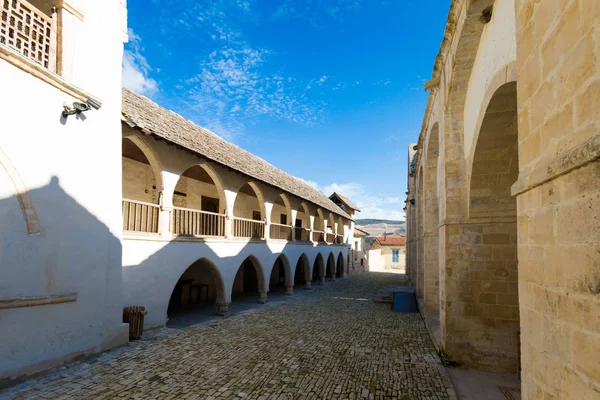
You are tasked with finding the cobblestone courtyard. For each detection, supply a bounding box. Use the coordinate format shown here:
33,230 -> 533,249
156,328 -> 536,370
2,273 -> 455,400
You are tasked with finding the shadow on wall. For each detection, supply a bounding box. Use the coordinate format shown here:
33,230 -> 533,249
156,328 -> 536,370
121,233 -> 348,330
0,176 -> 124,381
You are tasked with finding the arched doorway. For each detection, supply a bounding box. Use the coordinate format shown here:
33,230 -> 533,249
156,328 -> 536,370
233,183 -> 265,239
326,253 -> 335,281
269,255 -> 292,295
335,253 -> 344,278
232,256 -> 267,303
294,253 -> 311,289
313,253 -> 325,284
171,164 -> 226,237
167,258 -> 226,327
121,137 -> 162,234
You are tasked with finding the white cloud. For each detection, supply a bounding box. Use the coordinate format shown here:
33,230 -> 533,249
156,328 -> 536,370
296,180 -> 405,221
184,45 -> 326,140
122,29 -> 158,96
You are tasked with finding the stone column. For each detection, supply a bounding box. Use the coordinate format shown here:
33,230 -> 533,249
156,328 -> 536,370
158,171 -> 179,237
258,292 -> 268,304
320,276 -> 325,285
224,190 -> 237,239
304,280 -> 312,290
285,285 -> 294,296
216,302 -> 229,316
290,209 -> 298,242
264,202 -> 273,240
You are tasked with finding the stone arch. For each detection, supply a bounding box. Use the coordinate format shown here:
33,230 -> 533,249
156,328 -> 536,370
313,253 -> 325,283
469,64 -> 518,161
335,252 -> 345,278
232,182 -> 267,239
326,213 -> 335,232
0,146 -> 40,234
122,135 -> 164,203
271,193 -> 292,226
438,0 -> 496,223
173,162 -> 227,213
468,81 -> 519,219
269,253 -> 292,294
326,252 -> 336,280
456,80 -> 519,373
416,166 -> 425,298
314,208 -> 325,231
294,253 -> 311,288
423,122 -> 440,313
463,0 -> 517,157
336,216 -> 345,237
232,255 -> 268,302
296,202 -> 310,228
234,181 -> 267,221
166,257 -> 227,321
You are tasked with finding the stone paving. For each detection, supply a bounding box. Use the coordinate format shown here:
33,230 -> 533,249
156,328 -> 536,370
1,273 -> 456,400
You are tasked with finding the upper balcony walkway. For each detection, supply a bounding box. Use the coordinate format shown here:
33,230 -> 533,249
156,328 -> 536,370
120,88 -> 353,248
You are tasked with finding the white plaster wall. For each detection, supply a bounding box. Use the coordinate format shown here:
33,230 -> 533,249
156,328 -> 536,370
463,0 -> 517,157
0,0 -> 127,381
122,239 -> 348,328
381,247 -> 406,270
367,250 -> 384,271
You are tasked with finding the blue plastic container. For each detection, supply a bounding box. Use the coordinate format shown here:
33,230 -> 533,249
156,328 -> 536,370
392,289 -> 418,313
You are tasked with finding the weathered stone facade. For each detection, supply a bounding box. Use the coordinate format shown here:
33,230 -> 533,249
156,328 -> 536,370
405,0 -> 599,398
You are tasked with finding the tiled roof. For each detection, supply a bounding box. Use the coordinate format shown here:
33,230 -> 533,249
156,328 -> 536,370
354,228 -> 369,237
376,236 -> 406,245
330,192 -> 360,211
121,89 -> 352,220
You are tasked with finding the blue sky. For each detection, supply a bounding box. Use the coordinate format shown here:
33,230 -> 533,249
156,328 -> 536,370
123,0 -> 451,221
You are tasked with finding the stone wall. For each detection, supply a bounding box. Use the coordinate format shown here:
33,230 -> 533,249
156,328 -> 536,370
514,0 -> 600,397
405,0 -> 599,395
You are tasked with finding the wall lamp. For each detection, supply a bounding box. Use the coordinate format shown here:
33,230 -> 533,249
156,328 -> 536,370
62,98 -> 102,119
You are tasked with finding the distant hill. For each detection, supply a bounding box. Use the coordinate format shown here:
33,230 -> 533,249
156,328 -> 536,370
355,219 -> 405,237
355,219 -> 404,225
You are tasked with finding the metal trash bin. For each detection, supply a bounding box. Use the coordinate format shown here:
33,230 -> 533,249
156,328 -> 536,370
123,306 -> 147,340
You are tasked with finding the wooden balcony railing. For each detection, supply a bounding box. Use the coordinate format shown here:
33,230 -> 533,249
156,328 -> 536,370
326,233 -> 335,244
336,235 -> 344,244
270,223 -> 292,240
122,199 -> 159,234
312,230 -> 325,243
171,207 -> 225,237
0,0 -> 57,72
233,217 -> 265,239
294,227 -> 310,241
